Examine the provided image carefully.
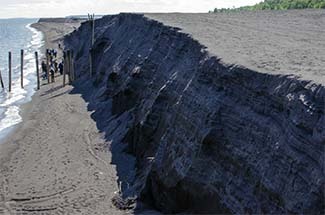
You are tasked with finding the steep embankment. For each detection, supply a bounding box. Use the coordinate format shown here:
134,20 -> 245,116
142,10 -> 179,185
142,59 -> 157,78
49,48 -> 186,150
65,13 -> 324,214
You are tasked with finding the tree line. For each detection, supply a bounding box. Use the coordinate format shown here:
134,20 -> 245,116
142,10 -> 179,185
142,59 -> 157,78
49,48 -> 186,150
210,0 -> 325,13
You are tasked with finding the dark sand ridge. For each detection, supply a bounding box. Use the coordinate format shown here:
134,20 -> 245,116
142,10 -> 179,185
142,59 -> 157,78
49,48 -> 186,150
146,10 -> 325,85
64,12 -> 324,214
0,19 -> 126,214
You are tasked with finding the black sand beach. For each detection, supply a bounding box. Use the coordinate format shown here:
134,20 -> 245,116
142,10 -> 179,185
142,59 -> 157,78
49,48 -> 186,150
0,10 -> 324,214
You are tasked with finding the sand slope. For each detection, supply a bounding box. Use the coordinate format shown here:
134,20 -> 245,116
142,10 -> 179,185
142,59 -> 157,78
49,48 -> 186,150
0,20 -> 125,214
146,10 -> 325,85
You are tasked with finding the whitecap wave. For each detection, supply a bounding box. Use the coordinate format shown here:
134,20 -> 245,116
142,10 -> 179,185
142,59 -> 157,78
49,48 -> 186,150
0,106 -> 22,131
0,22 -> 44,141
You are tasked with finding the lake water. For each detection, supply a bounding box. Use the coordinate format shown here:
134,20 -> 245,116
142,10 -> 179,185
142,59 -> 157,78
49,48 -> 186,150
0,18 -> 43,142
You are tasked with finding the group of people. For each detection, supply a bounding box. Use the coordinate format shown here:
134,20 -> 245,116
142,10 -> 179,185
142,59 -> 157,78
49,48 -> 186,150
41,49 -> 64,82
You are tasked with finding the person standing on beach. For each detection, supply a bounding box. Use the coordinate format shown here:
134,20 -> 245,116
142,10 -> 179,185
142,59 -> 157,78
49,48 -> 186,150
41,61 -> 47,80
54,61 -> 58,73
59,62 -> 64,75
50,66 -> 55,82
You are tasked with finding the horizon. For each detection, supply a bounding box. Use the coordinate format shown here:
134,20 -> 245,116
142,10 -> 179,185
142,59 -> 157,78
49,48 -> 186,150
0,0 -> 262,19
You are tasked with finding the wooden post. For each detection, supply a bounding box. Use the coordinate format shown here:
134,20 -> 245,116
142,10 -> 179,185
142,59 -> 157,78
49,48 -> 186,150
35,51 -> 40,90
21,49 -> 24,88
52,61 -> 55,83
0,70 -> 4,89
63,51 -> 66,87
69,50 -> 73,82
67,50 -> 72,85
71,50 -> 75,81
89,49 -> 92,77
46,50 -> 50,84
89,14 -> 95,77
69,50 -> 73,84
89,14 -> 94,45
8,52 -> 12,92
92,14 -> 95,46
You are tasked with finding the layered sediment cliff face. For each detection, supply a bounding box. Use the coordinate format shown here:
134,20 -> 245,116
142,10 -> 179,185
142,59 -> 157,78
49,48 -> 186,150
65,14 -> 325,214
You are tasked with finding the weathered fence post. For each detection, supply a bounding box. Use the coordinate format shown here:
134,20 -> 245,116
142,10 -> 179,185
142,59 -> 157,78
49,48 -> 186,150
8,52 -> 12,92
66,50 -> 71,84
35,51 -> 40,90
71,50 -> 75,81
46,50 -> 50,84
0,70 -> 4,89
21,49 -> 24,88
88,13 -> 95,45
89,14 -> 95,77
70,50 -> 73,81
92,14 -> 95,46
63,51 -> 66,87
52,62 -> 55,83
68,50 -> 72,84
89,49 -> 92,77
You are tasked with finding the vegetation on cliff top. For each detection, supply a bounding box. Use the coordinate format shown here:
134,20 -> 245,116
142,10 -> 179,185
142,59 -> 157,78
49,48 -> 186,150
210,0 -> 325,12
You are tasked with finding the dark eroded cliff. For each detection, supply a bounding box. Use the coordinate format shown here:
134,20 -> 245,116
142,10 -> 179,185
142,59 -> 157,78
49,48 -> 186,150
65,13 -> 325,214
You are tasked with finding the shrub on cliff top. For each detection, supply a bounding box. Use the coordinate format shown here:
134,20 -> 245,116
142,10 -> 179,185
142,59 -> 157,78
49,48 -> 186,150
210,0 -> 325,12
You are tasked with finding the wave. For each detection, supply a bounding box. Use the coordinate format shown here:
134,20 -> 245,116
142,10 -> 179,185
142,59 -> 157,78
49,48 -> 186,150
0,23 -> 44,141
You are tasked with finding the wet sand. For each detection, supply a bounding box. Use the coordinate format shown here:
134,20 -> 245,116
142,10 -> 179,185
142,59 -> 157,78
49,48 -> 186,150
0,20 -> 125,214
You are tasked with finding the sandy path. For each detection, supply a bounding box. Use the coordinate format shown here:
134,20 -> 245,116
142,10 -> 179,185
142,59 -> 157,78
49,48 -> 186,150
0,20 -> 125,215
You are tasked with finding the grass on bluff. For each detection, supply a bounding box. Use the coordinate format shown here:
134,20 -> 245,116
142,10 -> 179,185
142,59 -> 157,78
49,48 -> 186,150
210,0 -> 325,13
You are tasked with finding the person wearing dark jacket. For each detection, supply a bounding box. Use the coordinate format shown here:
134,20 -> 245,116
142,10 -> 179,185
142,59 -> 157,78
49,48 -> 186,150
59,62 -> 64,75
41,61 -> 47,80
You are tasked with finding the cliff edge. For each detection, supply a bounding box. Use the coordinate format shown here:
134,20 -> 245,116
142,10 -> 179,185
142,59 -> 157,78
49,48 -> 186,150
64,13 -> 324,214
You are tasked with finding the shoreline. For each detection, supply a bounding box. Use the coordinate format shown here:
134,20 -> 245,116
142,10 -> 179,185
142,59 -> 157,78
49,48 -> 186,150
0,18 -> 79,145
0,19 -> 125,214
0,20 -> 43,143
1,12 -> 323,214
0,23 -> 45,206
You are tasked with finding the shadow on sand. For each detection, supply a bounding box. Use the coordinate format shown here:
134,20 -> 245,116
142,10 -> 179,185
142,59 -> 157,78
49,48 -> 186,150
67,76 -> 159,215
